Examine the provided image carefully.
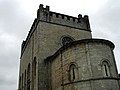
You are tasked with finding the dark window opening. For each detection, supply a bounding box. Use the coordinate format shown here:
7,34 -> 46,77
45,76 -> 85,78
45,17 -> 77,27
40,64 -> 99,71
68,64 -> 78,82
104,64 -> 108,76
72,68 -> 75,80
32,57 -> 37,90
62,37 -> 74,46
102,61 -> 110,77
27,64 -> 30,90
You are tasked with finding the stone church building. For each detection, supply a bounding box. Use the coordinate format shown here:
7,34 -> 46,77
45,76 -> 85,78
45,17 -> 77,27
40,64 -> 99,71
18,4 -> 120,90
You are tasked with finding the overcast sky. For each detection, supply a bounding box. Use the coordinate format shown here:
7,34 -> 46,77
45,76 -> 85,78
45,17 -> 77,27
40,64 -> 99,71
0,0 -> 120,90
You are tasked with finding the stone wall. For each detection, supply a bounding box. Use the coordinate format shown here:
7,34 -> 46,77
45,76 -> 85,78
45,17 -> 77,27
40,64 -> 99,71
50,39 -> 120,90
36,20 -> 92,90
18,4 -> 120,90
18,4 -> 92,89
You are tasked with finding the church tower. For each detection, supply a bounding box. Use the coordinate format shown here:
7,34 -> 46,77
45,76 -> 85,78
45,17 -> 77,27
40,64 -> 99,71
18,4 -> 120,90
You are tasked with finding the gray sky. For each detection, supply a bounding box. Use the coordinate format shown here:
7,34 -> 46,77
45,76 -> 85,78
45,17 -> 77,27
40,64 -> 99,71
0,0 -> 120,90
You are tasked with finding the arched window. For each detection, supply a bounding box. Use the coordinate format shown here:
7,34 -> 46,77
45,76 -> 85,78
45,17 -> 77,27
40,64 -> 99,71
62,37 -> 74,46
102,61 -> 110,77
22,73 -> 24,89
24,70 -> 26,90
32,57 -> 37,90
68,64 -> 78,82
27,63 -> 30,90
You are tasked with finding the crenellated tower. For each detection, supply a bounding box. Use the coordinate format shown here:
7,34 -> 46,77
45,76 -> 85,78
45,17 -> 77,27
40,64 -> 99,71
18,4 -> 120,90
37,4 -> 91,30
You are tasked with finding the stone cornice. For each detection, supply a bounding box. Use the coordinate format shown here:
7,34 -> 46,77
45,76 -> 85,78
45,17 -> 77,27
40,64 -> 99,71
45,39 -> 115,62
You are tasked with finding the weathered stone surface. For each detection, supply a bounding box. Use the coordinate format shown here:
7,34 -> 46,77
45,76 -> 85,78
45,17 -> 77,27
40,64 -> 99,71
18,4 -> 120,90
50,39 -> 120,90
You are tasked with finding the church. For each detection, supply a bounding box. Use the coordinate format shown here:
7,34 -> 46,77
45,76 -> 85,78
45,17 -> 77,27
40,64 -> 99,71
18,4 -> 120,90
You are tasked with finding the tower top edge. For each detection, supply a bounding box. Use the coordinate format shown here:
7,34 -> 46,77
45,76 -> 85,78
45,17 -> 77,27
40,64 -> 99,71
20,4 -> 91,57
38,4 -> 89,20
37,4 -> 91,31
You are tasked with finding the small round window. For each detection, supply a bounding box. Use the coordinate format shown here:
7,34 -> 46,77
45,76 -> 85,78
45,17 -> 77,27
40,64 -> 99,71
62,37 -> 74,45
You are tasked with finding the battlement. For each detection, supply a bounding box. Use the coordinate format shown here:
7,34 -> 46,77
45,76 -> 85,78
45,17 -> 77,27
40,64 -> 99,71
21,4 -> 91,57
37,4 -> 91,30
